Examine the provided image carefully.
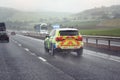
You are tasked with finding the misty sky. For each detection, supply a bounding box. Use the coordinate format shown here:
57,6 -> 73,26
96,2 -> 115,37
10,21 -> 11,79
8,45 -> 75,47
0,0 -> 120,13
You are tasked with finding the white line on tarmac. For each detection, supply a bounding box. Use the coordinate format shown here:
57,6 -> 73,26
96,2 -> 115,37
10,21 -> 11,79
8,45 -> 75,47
85,50 -> 120,63
18,44 -> 22,47
109,58 -> 120,63
30,53 -> 36,56
24,48 -> 30,52
38,57 -> 47,62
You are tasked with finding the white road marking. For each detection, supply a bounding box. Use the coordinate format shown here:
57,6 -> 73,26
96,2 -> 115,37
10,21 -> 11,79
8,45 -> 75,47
24,48 -> 30,52
30,53 -> 36,56
111,55 -> 120,60
38,57 -> 47,62
18,44 -> 22,47
109,58 -> 120,63
85,50 -> 120,63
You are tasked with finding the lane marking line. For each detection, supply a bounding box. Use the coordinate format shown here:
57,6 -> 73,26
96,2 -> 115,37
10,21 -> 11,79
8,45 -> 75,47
18,44 -> 22,47
30,53 -> 36,56
85,50 -> 120,63
24,48 -> 30,52
38,57 -> 47,62
109,58 -> 120,63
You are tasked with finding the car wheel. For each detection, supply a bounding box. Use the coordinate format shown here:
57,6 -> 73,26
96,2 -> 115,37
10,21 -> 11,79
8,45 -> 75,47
51,44 -> 56,56
77,48 -> 83,57
44,42 -> 49,52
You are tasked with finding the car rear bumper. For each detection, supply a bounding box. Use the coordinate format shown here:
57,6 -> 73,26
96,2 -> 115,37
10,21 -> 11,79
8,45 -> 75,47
54,47 -> 83,52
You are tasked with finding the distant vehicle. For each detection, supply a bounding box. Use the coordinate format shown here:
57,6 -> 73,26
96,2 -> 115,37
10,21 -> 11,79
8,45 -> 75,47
44,28 -> 84,56
34,23 -> 48,34
52,24 -> 60,29
0,22 -> 9,42
11,32 -> 16,35
0,31 -> 9,42
0,22 -> 6,31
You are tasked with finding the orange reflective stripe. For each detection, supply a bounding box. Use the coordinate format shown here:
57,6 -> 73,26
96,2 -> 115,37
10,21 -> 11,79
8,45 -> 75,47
68,41 -> 73,45
59,36 -> 80,46
74,40 -> 80,45
61,40 -> 66,45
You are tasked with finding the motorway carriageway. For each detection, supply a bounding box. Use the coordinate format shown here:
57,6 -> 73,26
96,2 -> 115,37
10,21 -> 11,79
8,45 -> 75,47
0,34 -> 120,80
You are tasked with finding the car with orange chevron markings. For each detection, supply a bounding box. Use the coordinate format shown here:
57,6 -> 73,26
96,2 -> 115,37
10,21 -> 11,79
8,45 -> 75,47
44,28 -> 84,56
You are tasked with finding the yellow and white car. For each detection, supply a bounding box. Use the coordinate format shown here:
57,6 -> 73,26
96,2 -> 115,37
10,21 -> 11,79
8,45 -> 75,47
44,28 -> 84,56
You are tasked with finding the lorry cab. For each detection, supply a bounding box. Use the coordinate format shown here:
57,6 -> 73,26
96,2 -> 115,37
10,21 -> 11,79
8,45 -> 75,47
0,22 -> 9,43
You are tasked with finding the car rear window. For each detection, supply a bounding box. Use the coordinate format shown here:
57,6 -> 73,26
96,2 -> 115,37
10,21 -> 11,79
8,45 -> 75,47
60,30 -> 79,36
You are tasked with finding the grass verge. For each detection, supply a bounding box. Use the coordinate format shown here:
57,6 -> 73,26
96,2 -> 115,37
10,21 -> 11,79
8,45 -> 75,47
80,28 -> 120,37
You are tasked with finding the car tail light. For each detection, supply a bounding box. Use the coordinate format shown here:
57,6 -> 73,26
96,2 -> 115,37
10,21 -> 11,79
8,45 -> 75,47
56,36 -> 63,41
77,36 -> 83,41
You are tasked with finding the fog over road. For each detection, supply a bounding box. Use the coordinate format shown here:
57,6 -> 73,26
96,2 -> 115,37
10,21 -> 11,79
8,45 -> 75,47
0,35 -> 120,80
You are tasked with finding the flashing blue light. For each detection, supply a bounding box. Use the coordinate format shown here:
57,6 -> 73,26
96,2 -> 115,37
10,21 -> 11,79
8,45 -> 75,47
52,24 -> 60,29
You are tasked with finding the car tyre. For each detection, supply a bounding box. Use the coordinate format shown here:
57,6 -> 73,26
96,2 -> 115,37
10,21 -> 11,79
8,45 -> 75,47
44,42 -> 49,52
77,48 -> 83,57
51,45 -> 56,56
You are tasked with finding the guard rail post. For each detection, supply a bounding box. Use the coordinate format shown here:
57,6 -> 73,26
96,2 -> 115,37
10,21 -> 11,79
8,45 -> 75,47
108,40 -> 111,49
96,39 -> 98,46
86,38 -> 88,44
82,35 -> 120,50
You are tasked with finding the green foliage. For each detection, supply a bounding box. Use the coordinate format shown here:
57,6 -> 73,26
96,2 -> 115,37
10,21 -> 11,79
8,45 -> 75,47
80,28 -> 120,37
60,21 -> 100,29
98,19 -> 120,27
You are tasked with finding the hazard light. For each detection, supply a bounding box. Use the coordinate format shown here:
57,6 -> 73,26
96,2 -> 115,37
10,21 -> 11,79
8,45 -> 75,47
55,36 -> 64,41
77,36 -> 83,41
